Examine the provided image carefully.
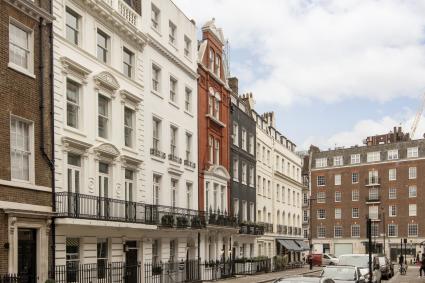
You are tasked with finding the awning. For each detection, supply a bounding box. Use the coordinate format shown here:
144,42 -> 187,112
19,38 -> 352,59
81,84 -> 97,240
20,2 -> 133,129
277,239 -> 302,251
295,240 -> 310,251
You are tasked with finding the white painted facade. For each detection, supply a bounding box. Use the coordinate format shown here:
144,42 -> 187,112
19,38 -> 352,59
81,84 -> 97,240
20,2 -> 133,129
253,111 -> 304,259
52,0 -> 198,268
140,0 -> 199,263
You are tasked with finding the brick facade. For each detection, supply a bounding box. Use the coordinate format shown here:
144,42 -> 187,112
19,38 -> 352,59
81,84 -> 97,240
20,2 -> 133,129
197,21 -> 231,211
310,133 -> 425,259
0,0 -> 53,276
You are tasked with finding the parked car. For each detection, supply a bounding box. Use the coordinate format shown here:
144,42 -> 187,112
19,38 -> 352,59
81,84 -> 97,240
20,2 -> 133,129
321,265 -> 367,282
337,254 -> 382,283
274,277 -> 335,283
323,254 -> 339,265
377,256 -> 394,279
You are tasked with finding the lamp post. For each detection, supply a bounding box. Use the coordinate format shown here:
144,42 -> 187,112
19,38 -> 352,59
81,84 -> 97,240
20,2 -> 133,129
308,197 -> 317,270
380,206 -> 386,255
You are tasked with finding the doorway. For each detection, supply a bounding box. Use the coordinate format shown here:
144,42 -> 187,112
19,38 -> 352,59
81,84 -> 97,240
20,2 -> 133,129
125,241 -> 138,283
18,229 -> 37,283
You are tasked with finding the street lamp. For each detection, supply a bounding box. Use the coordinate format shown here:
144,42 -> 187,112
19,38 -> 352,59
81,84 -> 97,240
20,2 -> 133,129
308,197 -> 317,270
380,206 -> 386,255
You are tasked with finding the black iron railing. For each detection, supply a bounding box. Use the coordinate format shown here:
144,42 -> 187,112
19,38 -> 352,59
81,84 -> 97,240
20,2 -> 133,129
184,160 -> 196,168
239,223 -> 265,235
55,192 -> 238,228
0,274 -> 23,283
365,177 -> 381,186
55,262 -> 139,283
257,222 -> 273,233
168,154 -> 182,164
150,148 -> 166,159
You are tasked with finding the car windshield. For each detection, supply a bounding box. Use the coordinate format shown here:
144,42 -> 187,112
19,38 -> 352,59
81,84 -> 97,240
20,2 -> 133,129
328,254 -> 336,259
338,256 -> 369,268
378,258 -> 386,265
322,267 -> 356,281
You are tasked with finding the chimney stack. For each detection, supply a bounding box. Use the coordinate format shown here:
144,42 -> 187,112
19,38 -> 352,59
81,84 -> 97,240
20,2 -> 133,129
228,77 -> 238,94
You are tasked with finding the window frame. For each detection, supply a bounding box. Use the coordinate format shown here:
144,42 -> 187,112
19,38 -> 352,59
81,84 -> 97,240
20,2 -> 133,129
350,154 -> 360,164
124,106 -> 135,148
96,28 -> 110,64
97,94 -> 110,139
10,115 -> 34,183
151,4 -> 160,32
122,47 -> 135,79
65,6 -> 81,46
407,147 -> 418,158
8,18 -> 34,76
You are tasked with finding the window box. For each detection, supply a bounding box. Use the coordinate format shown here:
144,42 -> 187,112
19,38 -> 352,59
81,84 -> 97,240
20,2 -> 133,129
176,216 -> 189,228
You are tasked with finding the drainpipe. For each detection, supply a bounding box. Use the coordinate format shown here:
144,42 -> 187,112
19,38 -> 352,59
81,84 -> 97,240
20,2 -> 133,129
38,15 -> 56,278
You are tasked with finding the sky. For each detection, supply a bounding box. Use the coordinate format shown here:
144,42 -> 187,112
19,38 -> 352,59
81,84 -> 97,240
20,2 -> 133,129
173,0 -> 425,150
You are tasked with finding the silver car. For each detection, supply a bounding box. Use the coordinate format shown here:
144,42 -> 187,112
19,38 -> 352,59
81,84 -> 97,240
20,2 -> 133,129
321,265 -> 367,282
337,254 -> 382,283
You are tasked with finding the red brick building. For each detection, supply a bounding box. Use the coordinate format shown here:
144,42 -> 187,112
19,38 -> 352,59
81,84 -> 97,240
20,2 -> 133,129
310,128 -> 425,261
197,19 -> 234,260
0,0 -> 54,280
197,19 -> 231,214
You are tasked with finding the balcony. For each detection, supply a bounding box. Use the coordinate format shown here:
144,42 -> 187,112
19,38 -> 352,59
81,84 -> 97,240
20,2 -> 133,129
277,224 -> 284,234
184,159 -> 196,169
150,148 -> 166,159
239,222 -> 265,235
55,192 -> 237,229
257,222 -> 273,233
365,177 -> 381,186
100,0 -> 139,28
168,154 -> 182,164
288,226 -> 293,235
365,194 -> 381,204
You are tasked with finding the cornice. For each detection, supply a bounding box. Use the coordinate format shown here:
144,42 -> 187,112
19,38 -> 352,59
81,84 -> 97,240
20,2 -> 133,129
5,0 -> 54,23
147,34 -> 197,79
274,170 -> 303,188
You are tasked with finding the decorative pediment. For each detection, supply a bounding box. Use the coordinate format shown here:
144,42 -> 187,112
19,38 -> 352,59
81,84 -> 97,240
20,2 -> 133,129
60,57 -> 91,82
62,136 -> 92,154
94,71 -> 120,92
120,89 -> 143,105
205,164 -> 231,181
94,143 -> 120,159
121,155 -> 143,168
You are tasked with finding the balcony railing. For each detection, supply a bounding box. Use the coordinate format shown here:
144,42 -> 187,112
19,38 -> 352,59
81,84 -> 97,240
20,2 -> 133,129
0,274 -> 23,283
55,192 -> 238,229
288,226 -> 293,235
150,148 -> 166,159
257,222 -> 273,233
168,154 -> 182,164
184,160 -> 196,168
101,0 -> 139,27
365,177 -> 381,186
239,223 -> 265,235
366,194 -> 381,203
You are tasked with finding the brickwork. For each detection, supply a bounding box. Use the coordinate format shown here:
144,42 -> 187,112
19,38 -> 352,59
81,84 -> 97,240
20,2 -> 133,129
310,135 -> 425,255
0,0 -> 53,274
197,22 -> 231,211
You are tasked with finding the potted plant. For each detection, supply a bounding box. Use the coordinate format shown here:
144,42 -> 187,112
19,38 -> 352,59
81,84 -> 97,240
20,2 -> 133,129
161,215 -> 174,227
176,216 -> 188,228
191,215 -> 202,228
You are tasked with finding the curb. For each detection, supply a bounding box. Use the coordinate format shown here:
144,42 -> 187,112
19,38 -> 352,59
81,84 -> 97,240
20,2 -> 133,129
256,269 -> 321,283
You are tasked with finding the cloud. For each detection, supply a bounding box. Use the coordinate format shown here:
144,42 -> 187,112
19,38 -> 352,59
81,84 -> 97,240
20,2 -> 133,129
301,110 -> 425,149
174,0 -> 425,106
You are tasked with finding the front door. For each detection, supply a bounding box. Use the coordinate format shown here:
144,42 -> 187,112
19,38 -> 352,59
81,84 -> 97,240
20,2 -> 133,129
125,241 -> 138,283
98,162 -> 110,218
18,229 -> 37,283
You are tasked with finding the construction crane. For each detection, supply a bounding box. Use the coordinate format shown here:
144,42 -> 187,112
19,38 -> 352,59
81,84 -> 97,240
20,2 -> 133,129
410,92 -> 425,139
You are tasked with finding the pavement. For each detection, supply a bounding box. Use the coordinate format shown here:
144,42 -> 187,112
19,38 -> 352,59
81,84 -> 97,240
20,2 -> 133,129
215,266 -> 321,283
388,265 -> 425,283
